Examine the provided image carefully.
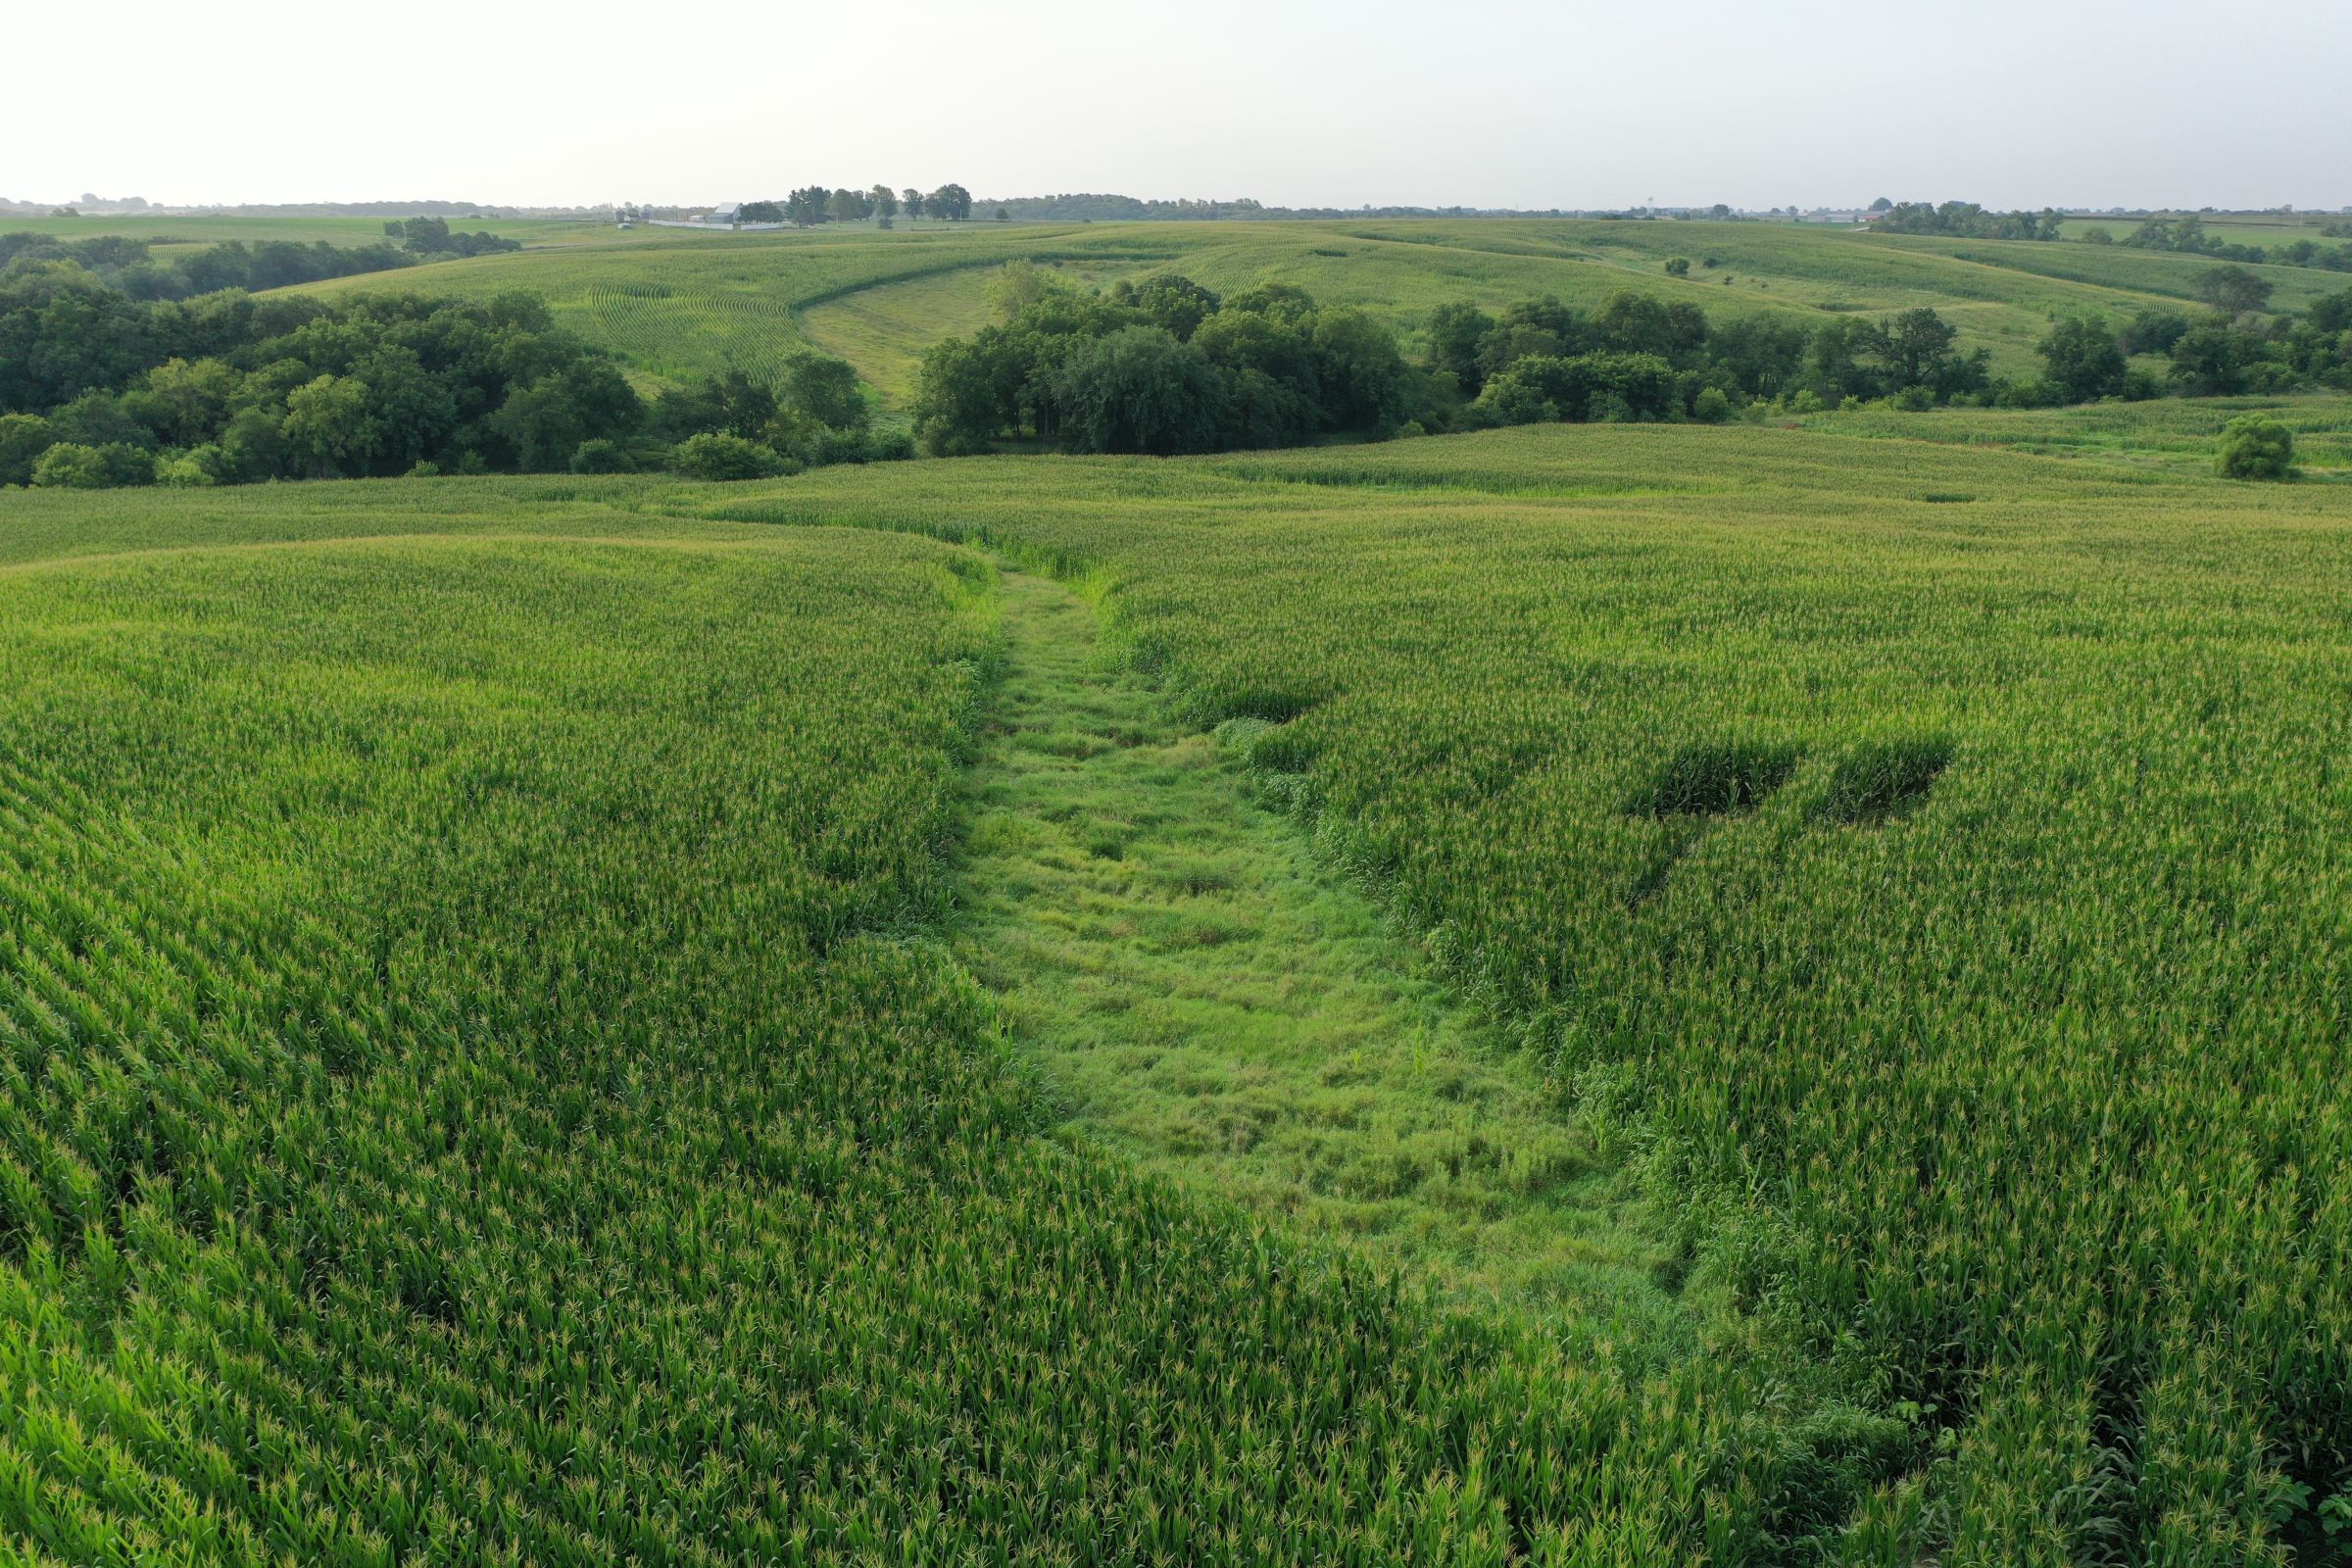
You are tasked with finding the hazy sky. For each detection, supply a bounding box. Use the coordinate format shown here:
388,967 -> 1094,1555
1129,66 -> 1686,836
12,0 -> 2351,212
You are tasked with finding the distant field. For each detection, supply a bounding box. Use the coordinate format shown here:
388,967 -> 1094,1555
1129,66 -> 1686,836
1803,391 -> 2352,477
2056,213 -> 2350,244
263,218 -> 2350,400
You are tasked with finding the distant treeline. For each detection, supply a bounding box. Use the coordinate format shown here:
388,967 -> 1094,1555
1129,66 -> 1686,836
0,220 -> 517,303
378,217 -> 523,258
976,194 -> 1684,221
0,232 -> 416,300
1871,201 -> 2066,240
744,184 -> 973,226
0,261 -> 901,490
2096,214 -> 2352,273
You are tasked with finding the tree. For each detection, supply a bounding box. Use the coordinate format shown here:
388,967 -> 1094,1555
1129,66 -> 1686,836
740,200 -> 784,223
994,207 -> 1009,221
670,431 -> 789,480
786,187 -> 832,226
281,373 -> 381,477
1310,309 -> 1410,430
2216,413 -> 2293,479
495,360 -> 641,470
2036,318 -> 2128,403
1869,197 -> 1893,213
0,413 -> 53,485
652,368 -> 779,442
31,441 -> 152,488
1112,274 -> 1221,340
870,185 -> 898,220
1054,326 -> 1228,454
2196,265 -> 2274,315
929,183 -> 972,221
912,334 -> 1019,454
828,188 -> 872,224
2082,226 -> 2115,245
1663,257 -> 1690,277
903,188 -> 925,220
131,357 -> 240,446
2168,323 -> 2257,395
1863,309 -> 1984,401
1422,302 -> 1495,394
778,350 -> 868,432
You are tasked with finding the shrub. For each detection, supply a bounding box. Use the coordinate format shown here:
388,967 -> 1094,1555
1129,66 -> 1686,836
568,438 -> 636,474
1691,387 -> 1733,424
31,441 -> 155,489
1664,257 -> 1691,277
0,412 -> 52,486
156,444 -> 230,486
670,432 -> 792,481
2216,414 -> 2294,480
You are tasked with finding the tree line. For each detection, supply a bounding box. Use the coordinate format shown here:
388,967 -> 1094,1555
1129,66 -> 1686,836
378,216 -> 523,258
0,220 -> 516,304
908,265 -> 2006,456
2030,285 -> 2352,402
911,262 -> 2352,458
0,232 -> 415,301
735,184 -> 974,228
2094,214 -> 2352,273
0,261 -> 901,490
1872,201 -> 2067,241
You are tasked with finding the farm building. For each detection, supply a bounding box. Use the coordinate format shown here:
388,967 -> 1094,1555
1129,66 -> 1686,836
704,203 -> 743,226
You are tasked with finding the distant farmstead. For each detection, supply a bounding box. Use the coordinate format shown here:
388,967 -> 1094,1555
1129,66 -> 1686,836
705,203 -> 743,226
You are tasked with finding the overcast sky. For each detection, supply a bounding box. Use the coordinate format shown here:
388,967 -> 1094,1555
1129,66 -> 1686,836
12,0 -> 2351,212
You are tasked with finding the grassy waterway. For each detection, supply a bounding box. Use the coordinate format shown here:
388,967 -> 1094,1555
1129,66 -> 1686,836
951,564 -> 1694,1359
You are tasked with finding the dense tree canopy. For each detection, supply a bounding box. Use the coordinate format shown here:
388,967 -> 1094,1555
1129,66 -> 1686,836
0,256 -> 904,489
912,270 -> 1437,457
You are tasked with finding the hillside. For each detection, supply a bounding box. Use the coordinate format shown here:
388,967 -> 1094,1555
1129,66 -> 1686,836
279,218 -> 2341,399
4,413 -> 2349,1562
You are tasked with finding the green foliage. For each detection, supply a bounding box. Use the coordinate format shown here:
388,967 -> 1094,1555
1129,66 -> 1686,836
668,429 -> 796,479
2215,413 -> 2295,479
1872,200 -> 2065,240
566,436 -> 635,473
0,411 -> 52,485
29,439 -> 153,488
1664,256 -> 1690,277
2036,317 -> 2129,403
2197,264 -> 2277,315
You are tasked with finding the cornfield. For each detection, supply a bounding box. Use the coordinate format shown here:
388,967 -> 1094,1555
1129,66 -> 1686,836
3,407 -> 2349,1563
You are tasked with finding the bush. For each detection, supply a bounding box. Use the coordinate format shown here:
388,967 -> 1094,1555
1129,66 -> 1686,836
568,438 -> 636,474
2215,414 -> 2294,480
1664,258 -> 1691,277
669,432 -> 794,481
0,412 -> 52,486
1691,387 -> 1733,424
31,441 -> 155,489
157,444 -> 230,486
